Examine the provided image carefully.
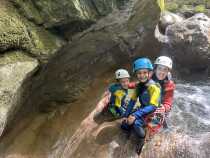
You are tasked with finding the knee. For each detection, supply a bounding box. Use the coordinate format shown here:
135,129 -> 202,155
133,120 -> 145,138
121,120 -> 131,131
134,126 -> 145,138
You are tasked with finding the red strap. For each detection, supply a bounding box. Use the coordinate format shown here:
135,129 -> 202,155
146,113 -> 165,136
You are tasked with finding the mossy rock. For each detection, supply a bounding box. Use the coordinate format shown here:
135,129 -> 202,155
0,10 -> 32,53
0,1 -> 63,62
27,24 -> 64,62
11,0 -> 44,25
0,51 -> 35,66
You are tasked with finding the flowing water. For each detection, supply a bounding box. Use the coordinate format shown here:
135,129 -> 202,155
0,79 -> 210,158
169,81 -> 210,135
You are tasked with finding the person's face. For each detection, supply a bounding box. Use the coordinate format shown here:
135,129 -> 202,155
155,65 -> 169,80
136,69 -> 150,83
119,78 -> 130,89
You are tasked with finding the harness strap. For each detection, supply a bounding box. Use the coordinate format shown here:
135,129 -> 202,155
145,112 -> 165,136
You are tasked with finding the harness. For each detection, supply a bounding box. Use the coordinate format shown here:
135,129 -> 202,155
145,110 -> 165,136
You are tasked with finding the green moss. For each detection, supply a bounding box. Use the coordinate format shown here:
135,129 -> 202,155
29,25 -> 63,58
0,10 -> 33,52
0,51 -> 35,66
0,1 -> 63,62
11,0 -> 44,25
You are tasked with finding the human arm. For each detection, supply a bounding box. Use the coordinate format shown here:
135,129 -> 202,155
123,99 -> 137,117
132,105 -> 157,119
95,90 -> 111,114
162,80 -> 175,112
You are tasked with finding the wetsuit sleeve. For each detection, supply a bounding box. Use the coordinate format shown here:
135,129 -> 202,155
108,84 -> 115,93
162,80 -> 175,112
132,105 -> 156,119
123,89 -> 138,117
148,84 -> 161,107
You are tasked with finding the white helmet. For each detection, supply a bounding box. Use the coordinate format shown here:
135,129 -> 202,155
154,56 -> 173,69
115,69 -> 130,79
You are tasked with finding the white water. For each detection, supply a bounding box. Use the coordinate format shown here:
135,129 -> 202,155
169,81 -> 210,136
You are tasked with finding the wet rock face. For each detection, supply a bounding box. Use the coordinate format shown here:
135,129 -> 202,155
0,0 -> 160,137
27,0 -> 160,107
11,0 -> 129,37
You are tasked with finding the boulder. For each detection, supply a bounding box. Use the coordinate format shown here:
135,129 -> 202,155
155,13 -> 210,78
0,51 -> 38,136
159,11 -> 184,34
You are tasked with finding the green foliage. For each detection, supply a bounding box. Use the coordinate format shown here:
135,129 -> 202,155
157,0 -> 166,12
194,4 -> 206,13
166,2 -> 179,12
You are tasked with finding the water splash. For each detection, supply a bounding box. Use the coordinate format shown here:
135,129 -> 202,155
169,82 -> 210,135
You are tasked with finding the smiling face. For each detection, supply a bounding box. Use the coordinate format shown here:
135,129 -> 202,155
119,78 -> 130,89
155,65 -> 169,80
136,69 -> 150,83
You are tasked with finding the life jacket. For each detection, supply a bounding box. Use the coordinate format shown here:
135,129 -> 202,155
108,83 -> 128,116
132,79 -> 161,109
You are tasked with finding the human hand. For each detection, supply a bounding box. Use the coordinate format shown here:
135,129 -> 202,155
121,117 -> 128,124
127,115 -> 136,125
155,106 -> 165,114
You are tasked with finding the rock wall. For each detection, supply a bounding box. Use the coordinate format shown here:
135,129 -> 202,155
25,0 -> 160,110
0,0 -> 161,136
